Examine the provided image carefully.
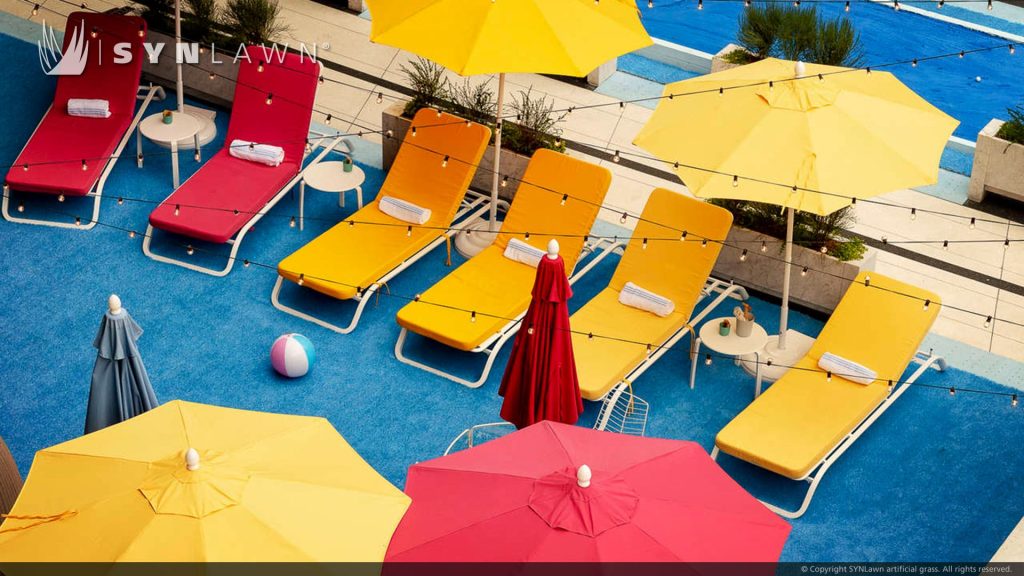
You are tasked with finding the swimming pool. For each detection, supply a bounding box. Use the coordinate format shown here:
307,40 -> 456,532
636,0 -> 1023,140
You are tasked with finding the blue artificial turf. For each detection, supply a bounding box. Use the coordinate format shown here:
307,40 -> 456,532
0,32 -> 1022,562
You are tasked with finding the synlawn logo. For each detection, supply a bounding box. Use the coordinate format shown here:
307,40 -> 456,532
38,20 -> 88,76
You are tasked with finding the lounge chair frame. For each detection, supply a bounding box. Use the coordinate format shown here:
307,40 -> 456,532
270,194 -> 492,334
142,134 -> 342,277
711,349 -> 947,519
2,84 -> 164,230
394,237 -> 623,389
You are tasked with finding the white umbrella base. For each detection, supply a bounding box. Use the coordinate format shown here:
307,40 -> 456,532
738,330 -> 815,384
454,217 -> 502,259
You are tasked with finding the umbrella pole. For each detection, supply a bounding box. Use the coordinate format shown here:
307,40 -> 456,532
778,207 -> 794,351
175,0 -> 185,113
488,73 -> 505,232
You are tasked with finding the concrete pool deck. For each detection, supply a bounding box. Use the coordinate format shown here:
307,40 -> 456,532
1,0 -> 1023,370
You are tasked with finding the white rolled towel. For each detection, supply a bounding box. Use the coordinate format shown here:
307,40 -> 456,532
618,281 -> 675,317
818,352 -> 878,385
67,98 -> 110,118
229,139 -> 285,167
379,195 -> 431,225
503,238 -> 546,268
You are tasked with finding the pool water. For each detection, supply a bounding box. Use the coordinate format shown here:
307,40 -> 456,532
636,0 -> 1024,140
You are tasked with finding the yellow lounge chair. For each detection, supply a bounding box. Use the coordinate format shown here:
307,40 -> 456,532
712,272 -> 947,518
394,149 -> 613,388
271,109 -> 491,333
570,189 -> 748,402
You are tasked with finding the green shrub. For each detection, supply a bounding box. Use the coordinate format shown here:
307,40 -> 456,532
735,3 -> 863,67
446,79 -> 496,128
183,0 -> 220,44
996,105 -> 1024,145
710,199 -> 867,262
224,0 -> 290,45
398,57 -> 450,117
134,0 -> 174,33
501,88 -> 566,155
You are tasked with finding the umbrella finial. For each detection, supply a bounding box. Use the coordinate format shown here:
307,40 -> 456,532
795,61 -> 806,77
108,294 -> 123,315
547,239 -> 560,260
185,448 -> 200,471
576,464 -> 592,488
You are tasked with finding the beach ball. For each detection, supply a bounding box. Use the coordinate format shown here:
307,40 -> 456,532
270,333 -> 316,378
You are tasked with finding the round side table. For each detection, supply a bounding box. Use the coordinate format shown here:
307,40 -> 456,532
299,161 -> 366,230
692,317 -> 770,398
137,111 -> 201,189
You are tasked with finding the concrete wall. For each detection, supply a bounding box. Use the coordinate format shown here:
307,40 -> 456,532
969,118 -> 1024,203
141,30 -> 240,109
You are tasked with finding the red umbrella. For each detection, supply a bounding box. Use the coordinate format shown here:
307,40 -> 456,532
498,240 -> 582,429
385,421 -> 791,563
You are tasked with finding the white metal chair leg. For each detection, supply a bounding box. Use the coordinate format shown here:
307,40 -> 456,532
394,326 -> 520,388
142,224 -> 240,277
271,275 -> 376,334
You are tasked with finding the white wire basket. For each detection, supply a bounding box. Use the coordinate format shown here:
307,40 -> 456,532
593,382 -> 649,436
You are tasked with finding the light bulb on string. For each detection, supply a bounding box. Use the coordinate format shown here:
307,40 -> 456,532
923,299 -> 931,311
910,208 -> 917,220
194,150 -> 201,162
1005,238 -> 1011,249
648,0 -> 653,7
826,372 -> 832,382
697,0 -> 702,9
732,175 -> 739,187
612,150 -> 621,163
186,245 -> 195,256
912,59 -> 918,68
470,311 -> 477,323
701,239 -> 708,248
680,230 -> 688,241
761,240 -> 767,252
57,194 -> 65,203
265,93 -> 273,105
938,0 -> 944,7
298,274 -> 305,286
128,230 -> 136,238
257,61 -> 264,72
208,71 -> 215,80
943,240 -> 949,250
81,159 -> 88,171
174,204 -> 180,216
844,0 -> 850,11
1012,394 -> 1018,408
988,0 -> 993,10
864,275 -> 871,287
406,226 -> 412,237
377,92 -> 384,104
441,155 -> 449,168
75,216 -> 81,226
801,266 -> 808,277
560,194 -> 567,206
740,248 -> 748,262
243,259 -> 250,268
325,114 -> 332,125
949,386 -> 956,396
620,212 -> 628,224
501,175 -> 509,188
642,238 -> 648,250
1010,44 -> 1016,55
985,315 -> 992,328
32,4 -> 39,15
969,217 -> 976,229
289,216 -> 296,228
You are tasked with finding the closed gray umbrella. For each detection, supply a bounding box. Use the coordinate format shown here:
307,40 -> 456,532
85,295 -> 158,434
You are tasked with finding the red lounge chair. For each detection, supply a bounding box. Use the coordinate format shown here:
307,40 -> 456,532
2,12 -> 160,229
143,48 -> 320,276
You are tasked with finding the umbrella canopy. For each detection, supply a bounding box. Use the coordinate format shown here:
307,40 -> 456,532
85,305 -> 158,434
385,421 -> 791,562
633,58 -> 958,216
365,0 -> 652,233
0,401 -> 410,561
498,242 -> 582,429
365,0 -> 652,77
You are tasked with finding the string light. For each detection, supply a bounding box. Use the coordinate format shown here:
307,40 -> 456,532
680,230 -> 688,241
732,175 -> 739,187
406,225 -> 412,237
411,127 -> 417,137
938,0 -> 944,7
297,273 -> 305,286
376,92 -> 383,104
194,150 -> 201,162
1005,238 -> 1011,249
57,194 -> 65,203
128,230 -> 135,239
864,275 -> 871,287
761,240 -> 767,252
89,26 -> 98,38
81,159 -> 87,171
318,75 -> 324,85
620,211 -> 628,224
912,59 -> 918,67
441,155 -> 449,168
923,299 -> 931,311
985,315 -> 992,328
844,0 -> 850,10
560,194 -> 568,206
949,386 -> 956,396
705,354 -> 712,366
265,93 -> 273,105
943,240 -> 949,250
257,61 -> 264,73
1013,394 -> 1019,408
642,237 -> 648,250
698,0 -> 702,8
501,175 -> 509,188
801,266 -> 808,276
911,207 -> 917,220
289,216 -> 296,228
701,239 -> 708,248
740,248 -> 748,262
612,150 -> 621,163
470,311 -> 477,323
186,245 -> 195,256
987,0 -> 992,10
32,3 -> 38,15
75,216 -> 81,226
826,371 -> 832,382
16,204 -> 22,213
208,71 -> 215,80
174,204 -> 180,216
970,217 -> 976,229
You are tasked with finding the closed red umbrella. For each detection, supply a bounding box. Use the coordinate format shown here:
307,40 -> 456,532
385,421 -> 791,563
498,240 -> 582,429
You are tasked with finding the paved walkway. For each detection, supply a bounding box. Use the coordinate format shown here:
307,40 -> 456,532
3,0 -> 1023,366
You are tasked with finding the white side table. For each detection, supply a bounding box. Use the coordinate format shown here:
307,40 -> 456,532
299,161 -> 366,231
137,112 -> 201,189
691,316 -> 770,398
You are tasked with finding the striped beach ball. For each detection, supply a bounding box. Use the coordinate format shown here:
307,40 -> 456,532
270,333 -> 316,378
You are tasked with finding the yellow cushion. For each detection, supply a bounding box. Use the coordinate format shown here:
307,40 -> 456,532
396,149 -> 611,351
715,272 -> 941,479
571,189 -> 734,400
278,109 -> 490,299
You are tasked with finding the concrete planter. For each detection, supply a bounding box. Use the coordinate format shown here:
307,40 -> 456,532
382,101 -> 532,200
712,226 -> 876,314
140,30 -> 240,108
711,43 -> 752,73
968,119 -> 1024,203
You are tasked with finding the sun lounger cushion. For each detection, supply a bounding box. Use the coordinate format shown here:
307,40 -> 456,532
4,13 -> 145,197
503,238 -> 546,267
228,140 -> 285,167
715,272 -> 940,479
67,99 -> 111,119
818,352 -> 877,385
396,149 -> 611,351
378,195 -> 431,224
278,110 -> 491,300
618,281 -> 675,317
571,189 -> 733,400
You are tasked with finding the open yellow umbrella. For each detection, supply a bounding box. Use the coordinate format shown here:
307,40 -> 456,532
0,400 -> 410,562
634,58 -> 957,374
366,0 -> 652,247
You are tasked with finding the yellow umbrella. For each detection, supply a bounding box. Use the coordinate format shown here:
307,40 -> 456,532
366,0 -> 652,238
634,58 -> 957,370
0,401 -> 410,562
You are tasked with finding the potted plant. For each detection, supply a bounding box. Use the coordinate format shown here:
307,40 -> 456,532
710,199 -> 875,314
969,104 -> 1024,203
713,4 -> 863,72
382,58 -> 566,200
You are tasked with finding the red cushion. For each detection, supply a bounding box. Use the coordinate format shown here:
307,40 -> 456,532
4,12 -> 145,197
149,47 -> 320,243
149,151 -> 300,243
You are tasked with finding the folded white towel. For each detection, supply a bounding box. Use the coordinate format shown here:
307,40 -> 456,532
618,281 -> 675,317
503,238 -> 546,268
379,195 -> 431,225
818,352 -> 878,385
67,98 -> 110,118
229,139 -> 285,167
